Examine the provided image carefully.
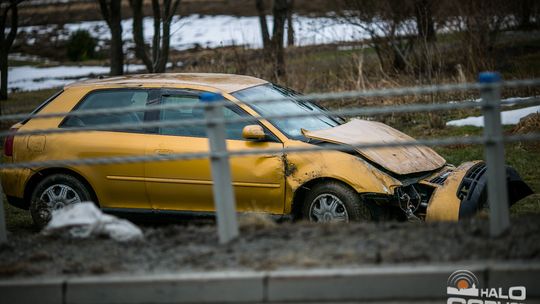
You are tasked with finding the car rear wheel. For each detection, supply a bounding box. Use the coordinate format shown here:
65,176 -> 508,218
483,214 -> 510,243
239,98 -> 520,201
30,174 -> 93,228
302,181 -> 372,222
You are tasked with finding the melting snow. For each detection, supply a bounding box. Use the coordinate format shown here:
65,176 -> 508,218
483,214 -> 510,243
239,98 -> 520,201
9,14 -> 375,92
8,64 -> 146,92
16,14 -> 372,51
446,105 -> 540,127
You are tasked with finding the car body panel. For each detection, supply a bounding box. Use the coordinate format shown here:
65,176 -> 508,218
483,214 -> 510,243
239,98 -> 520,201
65,73 -> 269,94
1,167 -> 25,199
47,132 -> 150,209
302,119 -> 446,175
144,134 -> 286,213
425,161 -> 478,221
282,140 -> 403,208
12,87 -> 153,209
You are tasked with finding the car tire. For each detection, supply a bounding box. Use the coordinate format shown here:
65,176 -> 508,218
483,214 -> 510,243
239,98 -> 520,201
302,181 -> 372,222
30,174 -> 93,228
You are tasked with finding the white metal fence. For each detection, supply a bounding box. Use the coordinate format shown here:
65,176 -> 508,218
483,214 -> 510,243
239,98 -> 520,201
0,72 -> 539,244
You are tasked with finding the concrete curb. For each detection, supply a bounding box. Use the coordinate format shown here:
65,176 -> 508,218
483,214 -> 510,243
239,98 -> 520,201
1,262 -> 539,304
66,271 -> 265,304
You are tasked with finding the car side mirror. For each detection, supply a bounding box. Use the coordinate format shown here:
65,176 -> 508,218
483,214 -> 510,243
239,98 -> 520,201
242,125 -> 266,141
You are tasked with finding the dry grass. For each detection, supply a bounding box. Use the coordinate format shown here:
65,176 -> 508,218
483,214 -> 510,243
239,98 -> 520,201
511,113 -> 540,134
238,213 -> 277,230
510,112 -> 540,151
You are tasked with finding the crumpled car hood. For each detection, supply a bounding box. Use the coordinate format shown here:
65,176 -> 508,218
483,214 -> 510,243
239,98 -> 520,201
302,119 -> 446,175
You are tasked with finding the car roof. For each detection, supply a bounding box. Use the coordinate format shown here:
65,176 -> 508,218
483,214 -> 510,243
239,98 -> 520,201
64,73 -> 268,93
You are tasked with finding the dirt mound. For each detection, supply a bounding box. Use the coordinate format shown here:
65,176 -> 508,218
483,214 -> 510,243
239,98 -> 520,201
1,215 -> 540,279
511,113 -> 540,134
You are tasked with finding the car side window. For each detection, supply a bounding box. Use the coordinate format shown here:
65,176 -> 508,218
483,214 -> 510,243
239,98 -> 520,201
159,93 -> 257,140
160,94 -> 206,137
62,89 -> 150,133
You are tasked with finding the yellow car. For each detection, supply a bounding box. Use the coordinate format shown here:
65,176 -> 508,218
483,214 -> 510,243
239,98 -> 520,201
1,73 -> 532,226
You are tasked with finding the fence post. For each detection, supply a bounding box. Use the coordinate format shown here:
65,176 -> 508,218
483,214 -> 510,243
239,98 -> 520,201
0,177 -> 7,243
201,92 -> 239,244
479,72 -> 510,237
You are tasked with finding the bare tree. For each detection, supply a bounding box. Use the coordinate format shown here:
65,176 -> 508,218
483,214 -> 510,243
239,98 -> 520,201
414,0 -> 436,42
97,0 -> 124,76
286,0 -> 294,46
0,0 -> 21,102
255,0 -> 270,50
255,0 -> 291,80
452,0 -> 513,72
129,0 -> 181,73
514,0 -> 539,30
340,0 -> 416,73
271,0 -> 287,79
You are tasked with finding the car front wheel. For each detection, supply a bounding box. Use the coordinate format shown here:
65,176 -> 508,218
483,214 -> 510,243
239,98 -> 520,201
30,174 -> 93,228
302,181 -> 372,223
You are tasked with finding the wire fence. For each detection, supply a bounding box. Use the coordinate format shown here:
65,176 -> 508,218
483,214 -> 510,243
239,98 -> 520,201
0,73 -> 539,243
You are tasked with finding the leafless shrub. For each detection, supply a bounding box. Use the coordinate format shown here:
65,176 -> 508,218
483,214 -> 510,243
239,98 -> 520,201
338,0 -> 417,74
440,0 -> 514,74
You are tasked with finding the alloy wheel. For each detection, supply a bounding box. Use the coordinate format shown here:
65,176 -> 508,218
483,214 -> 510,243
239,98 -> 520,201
309,193 -> 349,223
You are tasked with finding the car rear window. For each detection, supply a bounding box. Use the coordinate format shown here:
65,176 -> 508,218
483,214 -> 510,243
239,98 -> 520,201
62,89 -> 150,132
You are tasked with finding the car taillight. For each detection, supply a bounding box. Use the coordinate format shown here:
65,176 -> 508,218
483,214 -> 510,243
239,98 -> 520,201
4,128 -> 18,157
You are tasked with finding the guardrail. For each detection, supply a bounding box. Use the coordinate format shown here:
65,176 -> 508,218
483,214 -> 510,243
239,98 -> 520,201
0,72 -> 539,244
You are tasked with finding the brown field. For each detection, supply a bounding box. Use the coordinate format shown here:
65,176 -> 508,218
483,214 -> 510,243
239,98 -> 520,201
17,0 -> 337,26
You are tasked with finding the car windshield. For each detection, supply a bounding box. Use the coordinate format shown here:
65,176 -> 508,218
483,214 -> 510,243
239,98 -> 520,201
233,84 -> 341,139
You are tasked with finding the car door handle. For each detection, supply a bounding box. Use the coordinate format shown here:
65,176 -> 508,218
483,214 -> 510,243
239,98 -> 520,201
155,149 -> 174,155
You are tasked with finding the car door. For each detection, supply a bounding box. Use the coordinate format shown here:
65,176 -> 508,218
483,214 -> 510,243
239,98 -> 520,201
144,89 -> 286,214
58,88 -> 158,209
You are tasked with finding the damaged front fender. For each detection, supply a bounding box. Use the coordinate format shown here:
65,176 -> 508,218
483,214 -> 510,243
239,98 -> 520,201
282,141 -> 402,213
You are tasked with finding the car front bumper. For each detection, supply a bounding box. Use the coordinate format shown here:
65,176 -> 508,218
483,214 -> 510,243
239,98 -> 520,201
425,161 -> 533,221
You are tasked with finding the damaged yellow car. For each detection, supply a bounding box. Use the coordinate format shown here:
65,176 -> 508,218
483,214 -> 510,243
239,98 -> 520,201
1,73 -> 533,226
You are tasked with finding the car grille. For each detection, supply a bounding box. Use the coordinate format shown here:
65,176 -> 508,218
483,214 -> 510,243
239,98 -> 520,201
429,170 -> 450,185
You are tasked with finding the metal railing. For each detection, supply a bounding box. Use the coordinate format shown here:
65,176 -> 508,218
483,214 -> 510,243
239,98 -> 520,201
0,72 -> 539,243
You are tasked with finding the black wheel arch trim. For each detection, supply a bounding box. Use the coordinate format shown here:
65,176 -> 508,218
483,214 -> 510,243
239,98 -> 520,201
458,162 -> 533,219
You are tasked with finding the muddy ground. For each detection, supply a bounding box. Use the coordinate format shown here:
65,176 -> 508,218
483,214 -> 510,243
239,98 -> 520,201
1,214 -> 539,279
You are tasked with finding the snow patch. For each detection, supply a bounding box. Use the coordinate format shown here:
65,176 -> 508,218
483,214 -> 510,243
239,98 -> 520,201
16,14 -> 373,51
446,105 -> 540,127
447,96 -> 538,107
8,64 -> 146,92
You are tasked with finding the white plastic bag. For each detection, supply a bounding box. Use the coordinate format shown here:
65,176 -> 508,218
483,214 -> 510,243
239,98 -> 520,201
43,202 -> 143,242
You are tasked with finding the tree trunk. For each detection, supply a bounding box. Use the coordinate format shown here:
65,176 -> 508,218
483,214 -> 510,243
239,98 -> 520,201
129,0 -> 154,72
155,0 -> 180,72
0,53 -> 8,102
98,0 -> 124,75
255,0 -> 270,50
392,43 -> 406,71
0,1 -> 19,102
151,0 -> 162,70
271,0 -> 288,80
518,0 -> 534,29
414,0 -> 436,42
286,0 -> 294,46
130,0 -> 180,73
109,23 -> 124,75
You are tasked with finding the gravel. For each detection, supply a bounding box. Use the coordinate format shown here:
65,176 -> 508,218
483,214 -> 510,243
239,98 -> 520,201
1,214 -> 539,279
